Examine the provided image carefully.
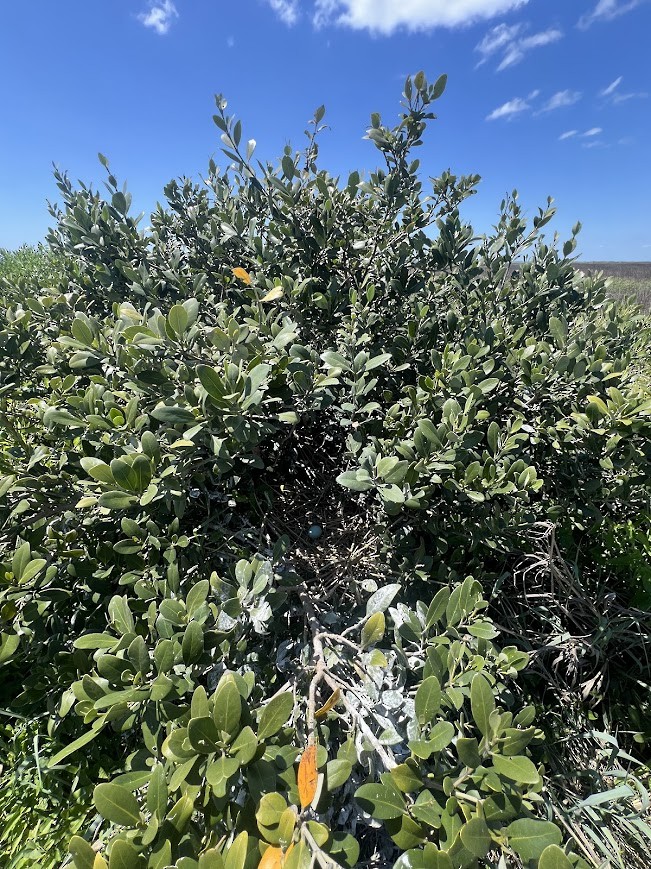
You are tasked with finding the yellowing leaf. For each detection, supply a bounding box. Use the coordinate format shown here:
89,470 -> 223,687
260,287 -> 284,303
259,846 -> 283,869
232,267 -> 252,285
93,855 -> 108,869
361,611 -> 385,649
297,744 -> 318,809
315,688 -> 341,720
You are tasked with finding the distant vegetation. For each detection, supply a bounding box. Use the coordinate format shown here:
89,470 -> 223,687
578,262 -> 651,311
1,73 -> 651,869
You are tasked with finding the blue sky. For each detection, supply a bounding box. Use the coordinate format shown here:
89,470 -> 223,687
1,0 -> 649,260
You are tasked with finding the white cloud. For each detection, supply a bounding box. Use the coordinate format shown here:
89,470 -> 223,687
267,0 -> 300,25
476,22 -> 562,70
138,0 -> 178,34
578,0 -> 645,29
486,96 -> 531,121
601,76 -> 623,97
599,76 -> 648,103
583,127 -> 603,136
538,89 -> 582,112
312,0 -> 530,34
559,130 -> 578,140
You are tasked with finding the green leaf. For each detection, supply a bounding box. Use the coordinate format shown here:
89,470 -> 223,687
166,793 -> 196,834
460,817 -> 492,858
12,541 -> 31,580
457,737 -> 482,768
224,831 -> 249,869
182,620 -> 204,664
69,836 -> 97,869
150,404 -> 196,424
256,791 -> 288,827
188,716 -> 221,753
355,783 -> 405,819
230,726 -> 258,764
361,611 -> 385,648
549,316 -> 567,348
395,847 -> 452,869
415,675 -> 442,724
467,621 -> 499,640
538,845 -> 573,869
505,819 -> 563,862
328,832 -> 360,869
198,850 -> 225,869
429,720 -> 456,752
73,633 -> 118,650
366,583 -> 401,616
470,673 -> 495,738
191,685 -> 210,718
206,755 -> 240,798
487,421 -> 500,454
257,691 -> 294,740
186,579 -> 210,616
99,491 -> 138,510
492,754 -> 541,785
80,457 -> 115,483
326,759 -> 352,791
72,317 -> 94,345
425,587 -> 450,629
93,782 -> 141,827
380,484 -> 405,504
168,304 -> 189,336
109,839 -> 142,869
43,407 -> 83,427
146,763 -> 168,820
432,73 -> 447,99
48,724 -> 105,767
197,365 -> 224,401
213,676 -> 242,736
130,455 -> 152,491
149,841 -> 172,869
336,470 -> 373,492
390,762 -> 423,794
18,558 -> 47,584
588,394 -> 609,415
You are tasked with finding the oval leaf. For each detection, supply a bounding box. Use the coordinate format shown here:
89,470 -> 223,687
298,744 -> 318,808
93,782 -> 141,827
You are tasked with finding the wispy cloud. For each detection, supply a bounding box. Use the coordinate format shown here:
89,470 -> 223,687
559,130 -> 578,140
266,0 -> 300,25
601,76 -> 623,97
488,88 -> 581,122
486,96 -> 533,121
138,0 -> 178,35
538,89 -> 582,112
476,22 -> 562,71
599,76 -> 648,103
578,0 -> 645,29
583,127 -> 603,137
312,0 -> 530,34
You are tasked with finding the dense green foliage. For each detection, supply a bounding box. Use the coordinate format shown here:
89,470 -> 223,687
1,74 -> 651,868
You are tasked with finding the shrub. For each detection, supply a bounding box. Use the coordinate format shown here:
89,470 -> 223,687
1,72 -> 650,868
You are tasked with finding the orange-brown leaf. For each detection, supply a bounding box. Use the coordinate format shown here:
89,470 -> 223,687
259,846 -> 283,869
315,688 -> 341,720
297,744 -> 318,808
232,267 -> 252,285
